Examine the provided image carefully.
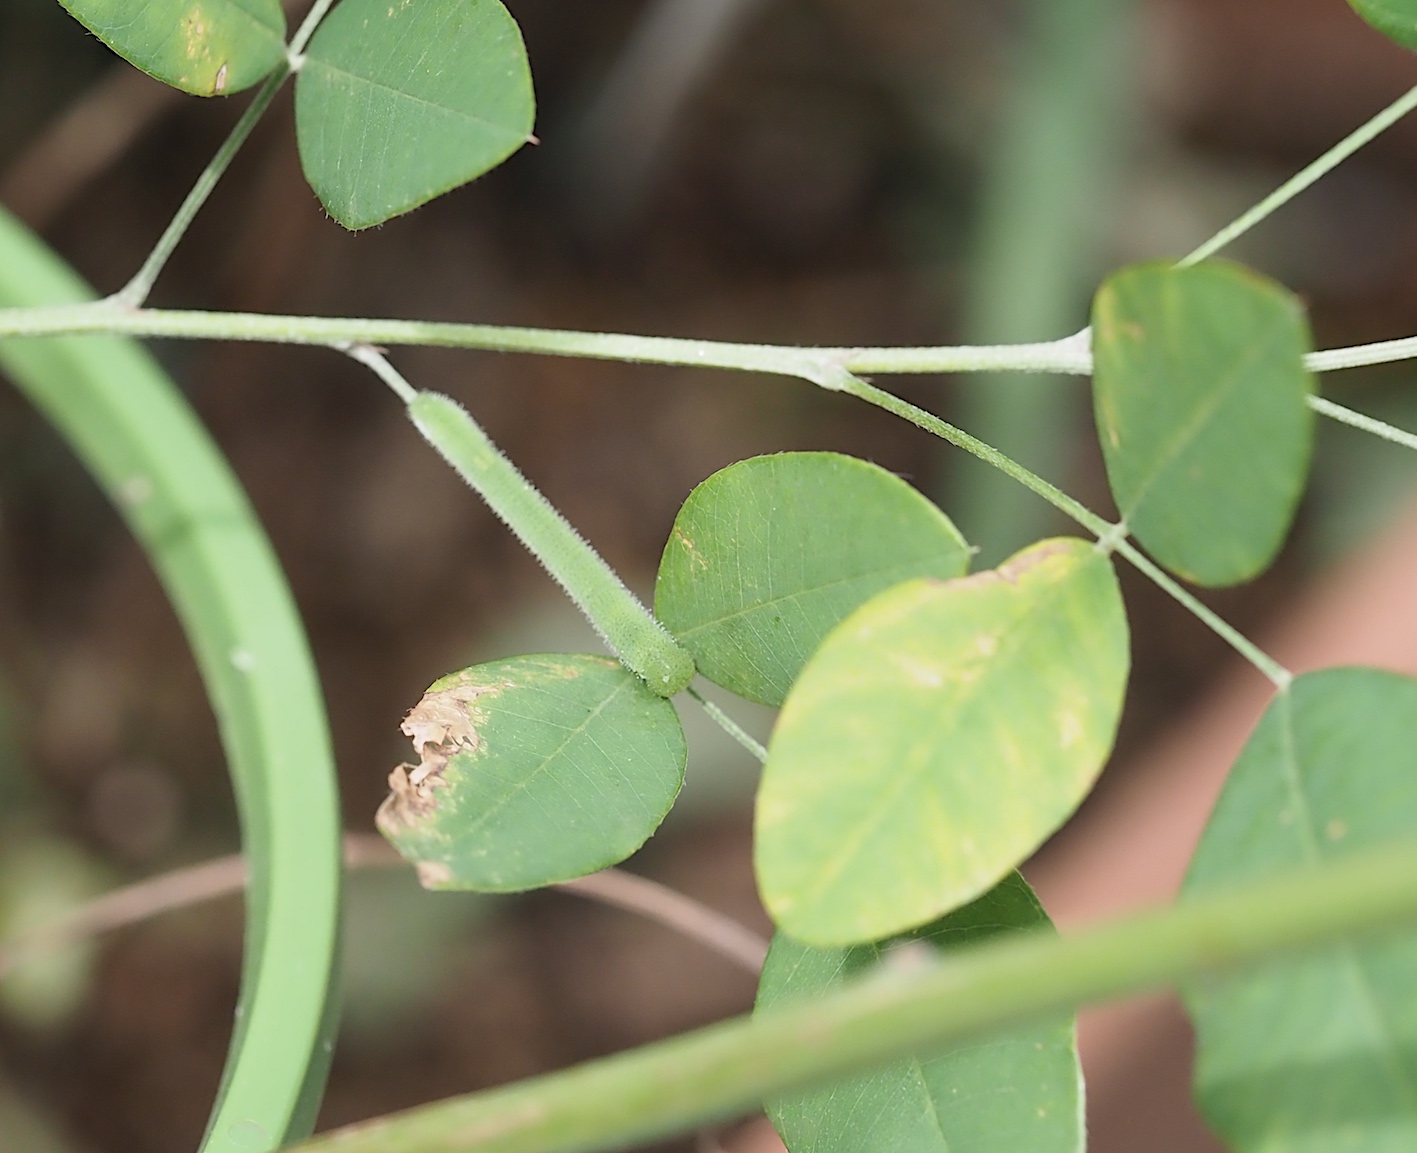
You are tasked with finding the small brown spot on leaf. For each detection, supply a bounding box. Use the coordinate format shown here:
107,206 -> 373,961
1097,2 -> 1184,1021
674,528 -> 708,570
213,64 -> 228,94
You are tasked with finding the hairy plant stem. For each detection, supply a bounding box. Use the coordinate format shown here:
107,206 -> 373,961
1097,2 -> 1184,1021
9,303 -> 1417,382
348,349 -> 695,695
296,837 -> 1417,1153
1181,83 -> 1417,266
0,303 -> 1093,375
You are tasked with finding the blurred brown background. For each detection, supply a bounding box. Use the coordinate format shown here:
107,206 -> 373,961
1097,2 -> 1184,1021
2,0 -> 1417,1150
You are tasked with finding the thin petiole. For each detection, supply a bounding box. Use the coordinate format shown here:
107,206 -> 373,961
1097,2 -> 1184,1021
112,65 -> 290,307
1308,335 -> 1417,374
289,0 -> 340,56
1181,83 -> 1417,268
832,370 -> 1293,689
1311,395 -> 1417,453
344,342 -> 416,402
689,687 -> 768,764
1112,541 -> 1292,690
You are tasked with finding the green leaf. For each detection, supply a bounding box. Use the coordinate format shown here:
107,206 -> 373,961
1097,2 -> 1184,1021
1092,261 -> 1315,587
295,0 -> 535,230
756,537 -> 1129,946
1184,668 -> 1417,1153
758,873 -> 1082,1153
57,0 -> 286,96
1348,1 -> 1417,49
655,453 -> 971,707
377,654 -> 686,891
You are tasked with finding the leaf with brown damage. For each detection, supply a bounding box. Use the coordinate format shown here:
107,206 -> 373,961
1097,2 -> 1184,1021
376,655 -> 687,892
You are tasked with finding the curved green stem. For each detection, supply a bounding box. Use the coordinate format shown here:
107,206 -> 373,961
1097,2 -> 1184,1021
297,836 -> 1417,1153
0,208 -> 342,1153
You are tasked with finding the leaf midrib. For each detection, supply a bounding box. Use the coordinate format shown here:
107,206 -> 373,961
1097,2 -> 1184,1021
1119,311 -> 1296,518
790,571 -> 1078,918
304,55 -> 527,141
456,673 -> 643,841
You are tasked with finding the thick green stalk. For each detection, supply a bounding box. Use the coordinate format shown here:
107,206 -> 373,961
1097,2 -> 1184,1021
409,391 -> 695,697
298,837 -> 1417,1153
0,209 -> 342,1153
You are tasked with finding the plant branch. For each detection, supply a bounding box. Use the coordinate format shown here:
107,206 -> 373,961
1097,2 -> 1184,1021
8,303 -> 1417,382
0,835 -> 767,979
289,0 -> 340,56
112,67 -> 291,308
829,370 -> 1293,687
296,837 -> 1417,1153
1311,396 -> 1417,453
1181,83 -> 1417,267
688,687 -> 769,764
342,346 -> 695,695
557,870 -> 767,973
0,303 -> 1091,378
1308,335 -> 1417,373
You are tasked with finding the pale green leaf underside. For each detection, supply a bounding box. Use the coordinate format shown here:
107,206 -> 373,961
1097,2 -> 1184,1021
377,654 -> 685,892
655,453 -> 970,707
1092,261 -> 1314,587
58,0 -> 285,95
1184,668 -> 1417,1153
1348,0 -> 1417,49
758,873 -> 1082,1153
756,538 -> 1130,946
296,0 -> 535,230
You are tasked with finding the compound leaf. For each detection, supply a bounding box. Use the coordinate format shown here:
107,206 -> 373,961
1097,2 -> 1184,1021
57,0 -> 285,95
756,537 -> 1129,946
758,873 -> 1082,1153
1184,667 -> 1417,1153
296,0 -> 535,230
1348,1 -> 1417,49
378,654 -> 685,891
1092,261 -> 1314,587
656,453 -> 971,707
